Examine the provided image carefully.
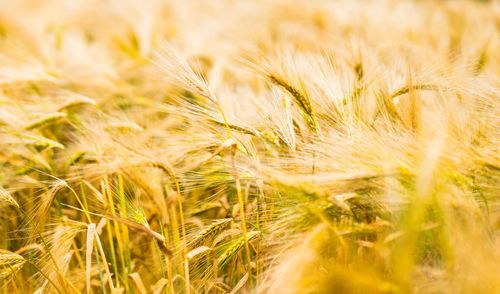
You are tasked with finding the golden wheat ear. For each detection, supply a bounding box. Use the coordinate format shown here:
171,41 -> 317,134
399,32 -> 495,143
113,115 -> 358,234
188,218 -> 233,249
268,74 -> 317,133
0,186 -> 19,208
0,249 -> 26,281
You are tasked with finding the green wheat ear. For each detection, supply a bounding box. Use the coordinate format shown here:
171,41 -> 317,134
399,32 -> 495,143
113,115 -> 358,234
16,133 -> 65,149
58,94 -> 96,111
25,112 -> 67,130
217,231 -> 260,267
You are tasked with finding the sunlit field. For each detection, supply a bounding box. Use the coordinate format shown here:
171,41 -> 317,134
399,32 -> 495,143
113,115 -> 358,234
0,0 -> 499,293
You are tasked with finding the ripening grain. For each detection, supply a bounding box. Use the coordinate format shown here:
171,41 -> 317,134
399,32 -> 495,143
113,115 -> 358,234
0,0 -> 499,293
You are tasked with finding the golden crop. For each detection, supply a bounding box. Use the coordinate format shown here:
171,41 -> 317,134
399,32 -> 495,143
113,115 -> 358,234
0,0 -> 499,293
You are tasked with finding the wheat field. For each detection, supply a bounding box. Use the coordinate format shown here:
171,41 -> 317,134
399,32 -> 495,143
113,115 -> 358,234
0,0 -> 499,293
